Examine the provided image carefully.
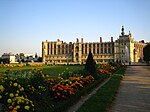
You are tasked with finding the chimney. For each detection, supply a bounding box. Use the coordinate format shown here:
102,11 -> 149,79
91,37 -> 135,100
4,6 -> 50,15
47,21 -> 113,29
76,38 -> 79,43
100,37 -> 102,43
81,38 -> 84,43
111,37 -> 113,42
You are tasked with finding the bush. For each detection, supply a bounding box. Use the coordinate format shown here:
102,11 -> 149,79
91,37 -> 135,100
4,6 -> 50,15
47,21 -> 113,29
143,44 -> 150,64
85,50 -> 97,78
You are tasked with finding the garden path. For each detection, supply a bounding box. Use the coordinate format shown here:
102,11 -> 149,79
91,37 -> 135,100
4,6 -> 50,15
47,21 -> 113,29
109,66 -> 150,112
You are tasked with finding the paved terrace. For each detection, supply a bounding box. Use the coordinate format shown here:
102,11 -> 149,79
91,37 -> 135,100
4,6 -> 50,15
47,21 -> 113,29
109,66 -> 150,112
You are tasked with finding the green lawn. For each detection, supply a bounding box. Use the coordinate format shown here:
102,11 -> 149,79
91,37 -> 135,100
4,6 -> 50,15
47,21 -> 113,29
77,66 -> 126,112
0,65 -> 84,77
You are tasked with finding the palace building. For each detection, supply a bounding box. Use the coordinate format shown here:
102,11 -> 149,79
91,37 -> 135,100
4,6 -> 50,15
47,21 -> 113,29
42,26 -> 147,64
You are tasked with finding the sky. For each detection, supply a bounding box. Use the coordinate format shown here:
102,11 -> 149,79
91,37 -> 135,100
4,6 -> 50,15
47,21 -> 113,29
0,0 -> 150,56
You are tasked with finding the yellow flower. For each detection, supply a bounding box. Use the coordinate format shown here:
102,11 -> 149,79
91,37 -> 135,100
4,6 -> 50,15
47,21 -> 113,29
26,101 -> 29,104
24,106 -> 30,110
0,85 -> 5,92
15,93 -> 18,97
4,77 -> 7,80
16,105 -> 20,109
18,84 -> 21,88
16,90 -> 19,93
21,99 -> 25,103
9,93 -> 14,97
20,87 -> 24,91
17,101 -> 20,104
0,95 -> 2,99
7,99 -> 12,103
12,102 -> 15,106
13,83 -> 18,87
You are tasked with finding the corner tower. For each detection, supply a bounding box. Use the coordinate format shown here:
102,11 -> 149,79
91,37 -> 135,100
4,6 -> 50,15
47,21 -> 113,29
114,26 -> 135,63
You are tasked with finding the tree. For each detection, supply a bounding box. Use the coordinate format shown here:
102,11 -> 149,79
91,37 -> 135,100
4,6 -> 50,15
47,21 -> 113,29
37,57 -> 43,62
143,44 -> 150,65
35,53 -> 38,58
0,58 -> 9,64
85,50 -> 97,78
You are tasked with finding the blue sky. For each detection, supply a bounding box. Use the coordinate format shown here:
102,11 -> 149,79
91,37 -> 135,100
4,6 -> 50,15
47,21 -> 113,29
0,0 -> 150,56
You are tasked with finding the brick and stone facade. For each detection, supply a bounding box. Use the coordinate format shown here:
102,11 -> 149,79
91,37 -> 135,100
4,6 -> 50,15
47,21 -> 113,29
42,26 -> 147,64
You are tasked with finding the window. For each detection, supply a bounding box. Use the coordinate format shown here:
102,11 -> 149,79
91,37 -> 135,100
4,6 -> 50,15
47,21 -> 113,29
54,50 -> 56,55
66,49 -> 68,54
97,44 -> 99,47
58,49 -> 60,54
76,46 -> 79,52
89,44 -> 91,48
82,44 -> 84,54
85,44 -> 87,54
51,44 -> 53,54
62,49 -> 64,54
69,45 -> 72,49
97,48 -> 99,54
76,53 -> 78,57
85,48 -> 87,54
54,44 -> 56,48
93,44 -> 95,48
104,48 -> 107,53
93,48 -> 95,54
101,48 -> 103,53
69,49 -> 72,53
85,44 -> 87,48
108,48 -> 111,53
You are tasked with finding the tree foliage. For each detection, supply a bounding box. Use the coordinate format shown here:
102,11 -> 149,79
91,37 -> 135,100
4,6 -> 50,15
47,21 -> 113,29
0,58 -> 9,64
85,50 -> 96,77
38,57 -> 43,62
143,44 -> 150,64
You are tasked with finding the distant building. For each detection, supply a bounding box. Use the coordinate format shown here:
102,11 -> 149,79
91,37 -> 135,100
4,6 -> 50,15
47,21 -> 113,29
42,26 -> 147,64
16,53 -> 34,62
1,53 -> 16,63
114,26 -> 147,63
15,53 -> 25,62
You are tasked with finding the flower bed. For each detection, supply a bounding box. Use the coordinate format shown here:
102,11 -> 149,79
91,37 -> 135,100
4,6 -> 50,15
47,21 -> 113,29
0,63 -> 121,111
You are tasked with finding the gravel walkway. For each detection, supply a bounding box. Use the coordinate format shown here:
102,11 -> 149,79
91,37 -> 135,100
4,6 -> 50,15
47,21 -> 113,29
109,66 -> 150,112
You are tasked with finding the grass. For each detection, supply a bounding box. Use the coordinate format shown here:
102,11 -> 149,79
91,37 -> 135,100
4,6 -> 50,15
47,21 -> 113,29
0,65 -> 47,72
43,65 -> 84,77
0,65 -> 84,77
76,66 -> 126,112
